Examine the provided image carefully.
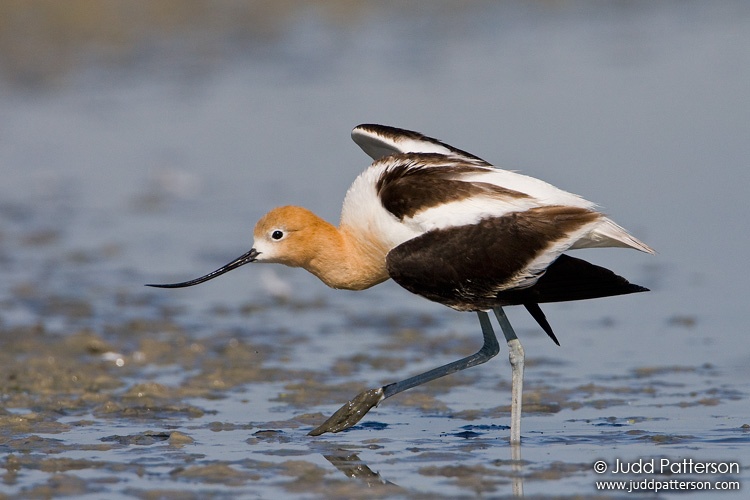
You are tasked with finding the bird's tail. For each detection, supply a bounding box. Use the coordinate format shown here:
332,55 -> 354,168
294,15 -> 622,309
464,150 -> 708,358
519,254 -> 648,304
512,254 -> 648,345
572,217 -> 655,255
507,254 -> 649,305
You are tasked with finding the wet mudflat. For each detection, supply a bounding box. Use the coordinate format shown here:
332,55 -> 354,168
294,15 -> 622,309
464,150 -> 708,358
1,198 -> 747,499
2,1 -> 750,498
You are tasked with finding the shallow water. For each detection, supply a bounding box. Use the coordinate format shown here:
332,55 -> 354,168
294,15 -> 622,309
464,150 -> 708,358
1,1 -> 749,498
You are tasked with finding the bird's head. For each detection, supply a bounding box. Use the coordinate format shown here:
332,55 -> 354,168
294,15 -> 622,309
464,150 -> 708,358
146,205 -> 331,289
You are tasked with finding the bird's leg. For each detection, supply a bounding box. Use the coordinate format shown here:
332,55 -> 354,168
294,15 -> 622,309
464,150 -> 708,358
308,311 -> 501,436
493,307 -> 524,444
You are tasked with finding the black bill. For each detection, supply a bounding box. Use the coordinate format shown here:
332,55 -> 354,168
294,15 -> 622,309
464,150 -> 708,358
146,248 -> 259,288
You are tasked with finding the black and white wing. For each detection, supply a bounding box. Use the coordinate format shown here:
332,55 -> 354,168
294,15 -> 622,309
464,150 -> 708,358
352,123 -> 491,165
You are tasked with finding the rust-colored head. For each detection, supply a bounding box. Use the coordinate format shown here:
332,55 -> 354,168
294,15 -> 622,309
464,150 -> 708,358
251,205 -> 338,268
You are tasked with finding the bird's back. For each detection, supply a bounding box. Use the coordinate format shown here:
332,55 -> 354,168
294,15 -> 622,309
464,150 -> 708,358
342,124 -> 652,321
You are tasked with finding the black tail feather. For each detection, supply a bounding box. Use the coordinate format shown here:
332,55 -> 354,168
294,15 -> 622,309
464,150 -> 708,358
500,254 -> 649,305
524,303 -> 560,346
502,254 -> 648,345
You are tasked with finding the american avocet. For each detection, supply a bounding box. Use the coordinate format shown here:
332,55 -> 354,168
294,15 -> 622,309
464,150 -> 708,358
148,124 -> 654,443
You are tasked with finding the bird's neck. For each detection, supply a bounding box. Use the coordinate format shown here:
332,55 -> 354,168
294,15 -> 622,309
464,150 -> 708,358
304,221 -> 390,291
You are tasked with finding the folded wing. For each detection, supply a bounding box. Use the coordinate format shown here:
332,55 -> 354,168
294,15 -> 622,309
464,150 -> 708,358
385,206 -> 608,311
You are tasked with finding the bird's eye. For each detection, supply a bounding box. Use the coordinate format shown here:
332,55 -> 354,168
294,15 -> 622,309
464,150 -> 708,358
271,230 -> 284,240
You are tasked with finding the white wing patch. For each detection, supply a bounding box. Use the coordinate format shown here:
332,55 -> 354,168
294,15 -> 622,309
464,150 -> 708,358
403,194 -> 536,233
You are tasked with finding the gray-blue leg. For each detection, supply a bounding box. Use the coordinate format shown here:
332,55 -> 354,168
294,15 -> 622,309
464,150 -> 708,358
308,311 -> 501,436
493,307 -> 524,444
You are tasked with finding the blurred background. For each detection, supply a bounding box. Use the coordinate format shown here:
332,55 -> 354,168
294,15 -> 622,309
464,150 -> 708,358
1,0 -> 749,497
2,0 -> 748,328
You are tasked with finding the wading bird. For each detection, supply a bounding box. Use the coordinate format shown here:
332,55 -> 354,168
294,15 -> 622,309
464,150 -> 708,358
148,124 -> 653,443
